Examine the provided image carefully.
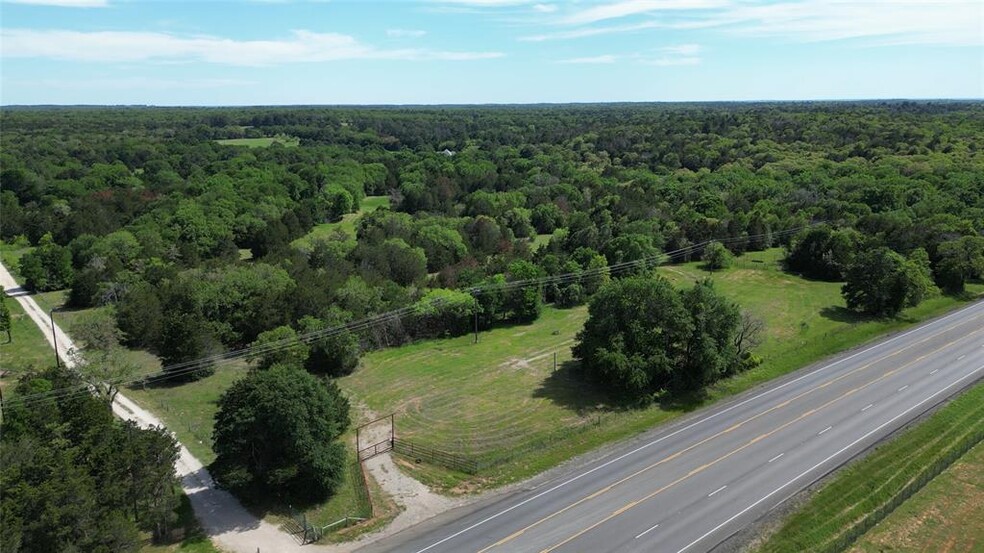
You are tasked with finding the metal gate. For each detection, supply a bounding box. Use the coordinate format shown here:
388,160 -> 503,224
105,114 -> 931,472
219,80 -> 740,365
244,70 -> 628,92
356,414 -> 394,461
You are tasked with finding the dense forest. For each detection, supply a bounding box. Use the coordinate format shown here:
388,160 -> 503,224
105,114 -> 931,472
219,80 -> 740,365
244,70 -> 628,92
2,101 -> 983,517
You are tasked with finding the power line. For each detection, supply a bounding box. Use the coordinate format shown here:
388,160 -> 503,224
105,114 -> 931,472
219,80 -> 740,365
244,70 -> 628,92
2,225 -> 812,409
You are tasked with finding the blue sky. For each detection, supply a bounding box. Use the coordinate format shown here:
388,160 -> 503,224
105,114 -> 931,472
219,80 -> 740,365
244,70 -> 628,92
1,0 -> 981,105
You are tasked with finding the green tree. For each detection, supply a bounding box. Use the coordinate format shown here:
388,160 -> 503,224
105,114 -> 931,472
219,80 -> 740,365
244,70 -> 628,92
0,286 -> 10,342
211,365 -> 350,502
701,241 -> 733,271
415,224 -> 468,272
247,325 -> 310,370
18,233 -> 74,292
842,247 -> 937,317
116,280 -> 163,351
934,236 -> 984,294
678,279 -> 741,389
574,275 -> 691,397
505,260 -> 543,322
1,368 -> 180,551
785,226 -> 861,281
300,313 -> 360,376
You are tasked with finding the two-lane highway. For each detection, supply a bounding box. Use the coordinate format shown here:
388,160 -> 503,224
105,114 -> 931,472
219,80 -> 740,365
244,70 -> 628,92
358,299 -> 984,553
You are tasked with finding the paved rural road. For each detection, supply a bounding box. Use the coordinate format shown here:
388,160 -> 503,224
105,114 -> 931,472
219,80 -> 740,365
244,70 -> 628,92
0,262 -> 310,553
359,299 -> 984,553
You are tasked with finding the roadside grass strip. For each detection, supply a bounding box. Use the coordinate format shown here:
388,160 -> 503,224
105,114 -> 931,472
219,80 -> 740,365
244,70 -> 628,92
757,382 -> 984,553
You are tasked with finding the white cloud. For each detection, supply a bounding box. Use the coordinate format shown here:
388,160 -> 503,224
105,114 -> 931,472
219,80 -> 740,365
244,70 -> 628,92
561,0 -> 728,25
659,43 -> 700,56
721,0 -> 982,46
532,3 -> 557,12
559,54 -> 618,63
21,77 -> 257,89
0,29 -> 504,65
431,0 -> 533,5
520,21 -> 663,41
643,55 -> 701,66
551,0 -> 981,47
387,29 -> 427,38
4,0 -> 107,6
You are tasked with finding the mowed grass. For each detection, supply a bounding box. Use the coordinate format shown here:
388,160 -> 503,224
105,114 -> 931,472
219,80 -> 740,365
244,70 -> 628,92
125,364 -> 250,465
292,195 -> 391,250
531,233 -> 553,252
758,382 -> 984,553
0,241 -> 34,283
848,439 -> 984,553
0,296 -> 57,390
215,136 -> 299,148
124,364 -> 391,538
340,249 -> 984,492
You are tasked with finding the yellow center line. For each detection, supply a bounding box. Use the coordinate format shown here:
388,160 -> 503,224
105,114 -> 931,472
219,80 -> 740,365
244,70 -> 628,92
533,328 -> 982,553
474,316 -> 983,553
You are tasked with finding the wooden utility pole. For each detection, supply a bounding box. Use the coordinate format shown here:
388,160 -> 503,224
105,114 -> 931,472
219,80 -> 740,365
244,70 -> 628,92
49,309 -> 59,368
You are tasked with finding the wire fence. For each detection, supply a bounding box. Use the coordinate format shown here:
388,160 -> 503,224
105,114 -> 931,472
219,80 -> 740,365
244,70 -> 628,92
284,459 -> 375,543
819,425 -> 984,553
393,438 -> 480,474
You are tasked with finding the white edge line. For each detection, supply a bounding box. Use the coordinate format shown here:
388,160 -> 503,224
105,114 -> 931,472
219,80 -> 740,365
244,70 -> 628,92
411,302 -> 983,553
708,485 -> 727,497
768,453 -> 784,463
634,523 -> 660,540
818,426 -> 832,435
674,363 -> 984,553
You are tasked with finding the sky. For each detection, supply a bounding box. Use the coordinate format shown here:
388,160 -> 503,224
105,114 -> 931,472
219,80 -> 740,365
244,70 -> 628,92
0,0 -> 981,105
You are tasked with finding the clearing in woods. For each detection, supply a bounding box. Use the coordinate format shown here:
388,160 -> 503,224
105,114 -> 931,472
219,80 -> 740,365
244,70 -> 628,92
215,135 -> 300,148
340,248 -> 984,492
292,195 -> 392,249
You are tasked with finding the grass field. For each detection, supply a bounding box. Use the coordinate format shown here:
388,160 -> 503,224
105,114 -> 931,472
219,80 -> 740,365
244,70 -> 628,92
340,249 -> 984,492
0,241 -> 34,283
215,136 -> 299,148
0,297 -> 57,389
292,195 -> 391,250
123,363 -> 391,539
848,440 -> 984,553
757,382 -> 984,553
531,233 -> 553,252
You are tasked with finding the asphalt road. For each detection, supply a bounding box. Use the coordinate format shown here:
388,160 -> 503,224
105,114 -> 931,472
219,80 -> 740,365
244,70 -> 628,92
359,299 -> 984,553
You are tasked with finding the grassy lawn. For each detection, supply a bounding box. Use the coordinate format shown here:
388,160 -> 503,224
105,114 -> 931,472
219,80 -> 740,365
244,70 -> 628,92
0,297 -> 58,389
757,382 -> 984,553
292,195 -> 391,250
340,249 -> 984,493
126,364 -> 249,464
0,240 -> 34,284
123,363 -> 390,541
531,233 -> 553,252
215,136 -> 299,148
848,440 -> 984,553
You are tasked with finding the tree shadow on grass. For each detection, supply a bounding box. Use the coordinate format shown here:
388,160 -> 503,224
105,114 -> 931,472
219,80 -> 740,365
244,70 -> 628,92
532,360 -> 613,415
534,360 -> 723,420
658,388 -> 710,415
819,305 -> 865,324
